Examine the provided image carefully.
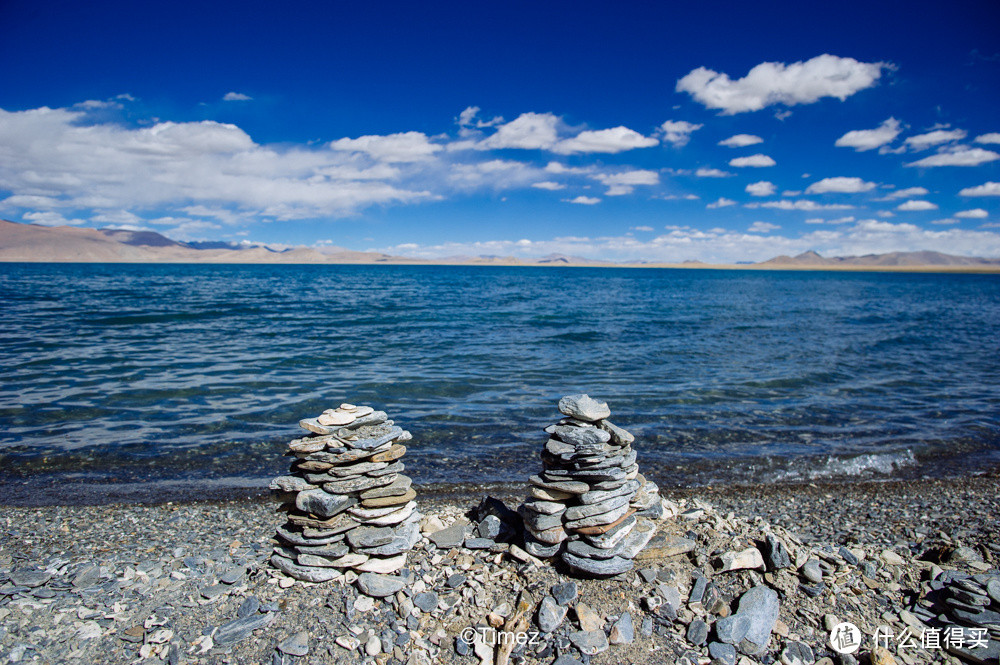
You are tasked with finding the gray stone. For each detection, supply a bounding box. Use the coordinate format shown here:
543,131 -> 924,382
201,583 -> 230,600
762,534 -> 791,570
344,426 -> 406,450
295,541 -> 349,558
214,612 -> 276,645
564,494 -> 631,521
598,420 -> 634,445
9,570 -> 50,588
950,607 -> 1000,626
446,573 -> 466,589
478,515 -> 502,539
689,576 -> 708,607
801,559 -> 823,584
219,566 -> 245,585
565,538 -> 624,560
780,641 -> 815,665
277,631 -> 310,657
326,460 -> 389,477
275,524 -> 345,546
237,596 -> 260,618
618,518 -> 656,559
687,619 -> 709,646
552,657 -> 584,665
523,534 -> 561,558
352,523 -> 420,556
428,523 -> 469,549
72,563 -> 101,588
641,616 -> 653,637
530,474 -> 590,494
359,474 -> 413,499
709,641 -> 737,665
551,425 -> 611,446
322,472 -> 397,494
583,514 -> 637,549
558,394 -> 611,422
552,581 -> 577,606
519,504 -> 565,531
579,480 -> 640,505
987,579 -> 1000,604
563,502 -> 630,529
413,591 -> 439,613
609,611 -> 634,644
838,546 -> 859,566
356,572 -> 405,598
270,555 -> 343,582
464,537 -> 495,550
538,596 -> 567,633
269,475 -> 316,493
735,585 -> 779,654
561,551 -> 633,577
524,499 -> 568,515
568,629 -> 609,656
714,613 -> 750,645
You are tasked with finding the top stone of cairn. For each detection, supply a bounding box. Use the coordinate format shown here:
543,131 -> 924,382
557,394 -> 611,422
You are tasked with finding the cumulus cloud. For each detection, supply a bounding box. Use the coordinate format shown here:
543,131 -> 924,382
746,200 -> 854,211
593,169 -> 659,196
695,167 -> 733,177
707,197 -> 737,208
896,200 -> 938,211
904,129 -> 967,150
718,134 -> 763,148
481,112 -> 560,150
676,54 -> 886,115
531,181 -> 565,191
745,181 -> 776,196
222,92 -> 252,101
955,208 -> 988,218
931,218 -> 959,225
835,118 -> 902,151
959,182 -> 1000,196
749,221 -> 780,233
329,131 -> 442,162
975,133 -> 1000,144
632,225 -> 654,232
566,196 -> 600,205
907,147 -> 1000,167
877,187 -> 929,200
658,120 -> 703,146
0,105 -> 436,223
729,154 -> 776,167
805,177 -> 877,194
554,126 -> 658,154
457,106 -> 503,128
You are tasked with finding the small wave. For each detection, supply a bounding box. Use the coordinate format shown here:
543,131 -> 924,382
769,449 -> 917,483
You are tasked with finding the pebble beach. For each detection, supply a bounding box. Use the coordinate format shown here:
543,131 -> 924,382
3,471 -> 998,665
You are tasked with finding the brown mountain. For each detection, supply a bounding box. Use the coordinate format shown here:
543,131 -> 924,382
761,250 -> 1000,268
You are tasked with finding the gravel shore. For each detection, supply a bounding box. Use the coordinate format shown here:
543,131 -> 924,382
2,473 -> 998,665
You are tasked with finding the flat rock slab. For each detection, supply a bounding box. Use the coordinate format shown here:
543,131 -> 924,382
355,553 -> 407,574
428,522 -> 469,549
531,474 -> 590,495
360,474 -> 413,499
322,472 -> 397,495
617,517 -> 657,559
558,394 -> 611,422
269,476 -> 317,493
568,629 -> 609,655
295,489 -> 357,519
214,611 -> 276,645
635,533 -> 697,561
277,631 -> 310,657
275,524 -> 346,547
734,585 -> 779,654
362,487 -> 417,508
356,572 -> 405,597
562,551 -> 634,577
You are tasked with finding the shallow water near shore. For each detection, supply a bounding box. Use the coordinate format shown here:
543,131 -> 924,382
2,262 -> 999,505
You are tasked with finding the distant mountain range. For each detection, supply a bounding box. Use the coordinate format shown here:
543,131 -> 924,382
761,250 -> 1000,268
2,219 -> 999,270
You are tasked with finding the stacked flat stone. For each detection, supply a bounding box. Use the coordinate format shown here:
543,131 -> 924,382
269,404 -> 419,582
519,394 -> 663,577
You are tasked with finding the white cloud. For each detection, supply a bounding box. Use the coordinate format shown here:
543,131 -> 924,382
531,181 -> 565,191
632,225 -> 654,232
695,167 -> 733,177
729,154 -> 776,167
544,162 -> 593,175
718,134 -> 763,148
805,177 -> 877,194
676,54 -> 886,114
904,129 -> 966,150
896,200 -> 938,211
747,200 -> 854,211
975,133 -> 1000,144
955,208 -> 988,218
749,221 -> 779,233
329,131 -> 441,163
828,216 -> 857,224
877,186 -> 929,200
222,92 -> 252,101
907,147 -> 1000,167
931,218 -> 960,225
593,169 -> 659,196
745,181 -> 776,196
565,196 -> 600,205
457,106 -> 503,128
707,197 -> 737,208
835,118 -> 902,151
448,159 -> 543,190
481,112 -> 560,150
658,120 -> 702,146
554,126 -> 658,154
960,182 -> 1000,196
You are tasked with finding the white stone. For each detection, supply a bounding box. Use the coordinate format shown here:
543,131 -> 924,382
355,553 -> 407,574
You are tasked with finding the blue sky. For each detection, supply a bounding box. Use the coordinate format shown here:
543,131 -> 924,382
2,0 -> 999,262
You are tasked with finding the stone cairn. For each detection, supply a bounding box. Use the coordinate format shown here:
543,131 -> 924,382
519,394 -> 663,577
269,403 -> 419,582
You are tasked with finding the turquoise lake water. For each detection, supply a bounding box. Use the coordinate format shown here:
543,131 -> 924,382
1,263 -> 999,504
